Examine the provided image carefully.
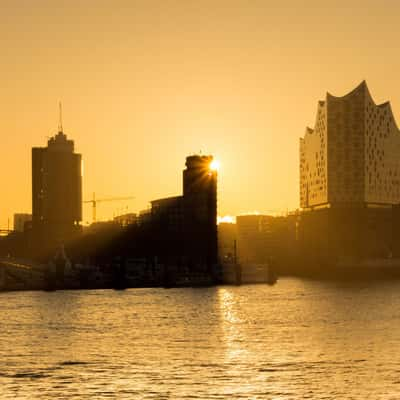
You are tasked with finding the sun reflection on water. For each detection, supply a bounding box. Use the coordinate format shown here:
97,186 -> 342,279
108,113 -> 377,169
217,287 -> 249,363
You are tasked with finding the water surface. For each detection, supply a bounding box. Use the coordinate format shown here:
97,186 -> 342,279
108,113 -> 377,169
1,278 -> 400,399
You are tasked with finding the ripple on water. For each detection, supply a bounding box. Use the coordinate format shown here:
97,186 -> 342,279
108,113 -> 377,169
1,280 -> 400,399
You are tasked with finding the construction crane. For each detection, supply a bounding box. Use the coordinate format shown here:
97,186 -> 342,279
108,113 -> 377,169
83,193 -> 135,223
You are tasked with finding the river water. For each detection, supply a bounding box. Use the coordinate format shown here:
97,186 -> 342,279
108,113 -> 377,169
1,278 -> 400,399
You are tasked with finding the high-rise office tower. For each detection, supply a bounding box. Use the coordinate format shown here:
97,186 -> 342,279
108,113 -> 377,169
32,118 -> 82,255
183,155 -> 218,267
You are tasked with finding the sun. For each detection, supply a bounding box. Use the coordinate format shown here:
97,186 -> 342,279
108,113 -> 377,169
210,159 -> 220,171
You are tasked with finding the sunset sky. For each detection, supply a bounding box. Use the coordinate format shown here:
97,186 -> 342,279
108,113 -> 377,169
2,0 -> 400,227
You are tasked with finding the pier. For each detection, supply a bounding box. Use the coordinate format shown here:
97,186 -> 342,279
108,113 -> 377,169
0,257 -> 45,291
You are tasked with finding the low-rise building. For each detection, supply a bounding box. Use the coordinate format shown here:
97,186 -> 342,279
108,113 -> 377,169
13,214 -> 32,232
113,213 -> 137,227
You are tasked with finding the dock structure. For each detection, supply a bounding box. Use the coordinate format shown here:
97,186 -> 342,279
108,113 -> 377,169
0,257 -> 45,291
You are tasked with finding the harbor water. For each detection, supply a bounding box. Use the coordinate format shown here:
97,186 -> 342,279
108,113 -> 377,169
1,278 -> 400,399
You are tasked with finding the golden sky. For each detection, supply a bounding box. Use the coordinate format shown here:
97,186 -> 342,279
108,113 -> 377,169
2,0 -> 400,227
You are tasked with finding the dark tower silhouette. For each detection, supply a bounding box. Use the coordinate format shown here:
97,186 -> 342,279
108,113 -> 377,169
31,106 -> 82,258
183,155 -> 218,270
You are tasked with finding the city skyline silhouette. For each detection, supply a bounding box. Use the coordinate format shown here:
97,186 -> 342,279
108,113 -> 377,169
3,0 -> 400,228
3,2 -> 400,399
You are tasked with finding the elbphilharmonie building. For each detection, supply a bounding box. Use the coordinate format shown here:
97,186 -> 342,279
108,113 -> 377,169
300,81 -> 400,209
298,82 -> 400,264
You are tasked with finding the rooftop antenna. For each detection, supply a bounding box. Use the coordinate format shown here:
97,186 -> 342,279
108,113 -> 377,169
58,101 -> 63,133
